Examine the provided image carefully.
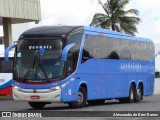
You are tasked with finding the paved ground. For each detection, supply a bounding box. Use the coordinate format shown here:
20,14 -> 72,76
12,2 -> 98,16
154,78 -> 160,94
0,94 -> 160,111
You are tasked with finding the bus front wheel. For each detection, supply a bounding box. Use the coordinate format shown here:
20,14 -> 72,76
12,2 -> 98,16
68,87 -> 87,108
28,102 -> 46,109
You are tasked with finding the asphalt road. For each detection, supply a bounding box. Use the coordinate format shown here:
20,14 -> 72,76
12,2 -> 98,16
0,94 -> 160,111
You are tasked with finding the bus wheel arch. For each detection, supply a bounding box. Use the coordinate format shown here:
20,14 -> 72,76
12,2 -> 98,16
68,83 -> 87,108
80,83 -> 88,96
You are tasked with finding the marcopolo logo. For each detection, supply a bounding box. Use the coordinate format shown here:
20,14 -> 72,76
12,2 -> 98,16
29,45 -> 52,50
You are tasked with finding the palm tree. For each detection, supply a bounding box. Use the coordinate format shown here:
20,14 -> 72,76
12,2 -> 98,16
90,0 -> 141,35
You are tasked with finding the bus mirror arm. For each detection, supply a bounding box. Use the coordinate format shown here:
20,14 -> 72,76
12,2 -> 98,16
61,43 -> 76,62
5,44 -> 16,61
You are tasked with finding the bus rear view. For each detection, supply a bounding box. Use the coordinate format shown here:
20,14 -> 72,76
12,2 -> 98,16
5,26 -> 155,109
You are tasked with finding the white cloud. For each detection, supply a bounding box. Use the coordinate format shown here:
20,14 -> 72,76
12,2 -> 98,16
127,0 -> 160,42
154,20 -> 160,33
40,0 -> 103,26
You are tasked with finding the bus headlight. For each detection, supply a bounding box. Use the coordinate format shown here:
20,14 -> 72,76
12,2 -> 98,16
50,82 -> 69,91
12,84 -> 21,91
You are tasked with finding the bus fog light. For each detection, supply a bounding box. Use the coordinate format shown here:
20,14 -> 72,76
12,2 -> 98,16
50,82 -> 69,91
52,86 -> 61,91
55,94 -> 60,98
13,94 -> 18,98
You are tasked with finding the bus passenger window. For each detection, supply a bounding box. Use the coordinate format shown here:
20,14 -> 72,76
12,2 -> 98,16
81,49 -> 92,63
2,60 -> 13,73
0,58 -> 2,73
120,49 -> 130,60
108,51 -> 119,59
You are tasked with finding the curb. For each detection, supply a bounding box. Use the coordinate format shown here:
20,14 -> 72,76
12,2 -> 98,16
0,95 -> 12,100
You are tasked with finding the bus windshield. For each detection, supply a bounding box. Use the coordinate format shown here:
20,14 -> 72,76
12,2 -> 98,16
14,39 -> 64,82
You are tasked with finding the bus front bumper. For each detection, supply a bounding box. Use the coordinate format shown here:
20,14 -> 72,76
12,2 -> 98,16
13,88 -> 61,102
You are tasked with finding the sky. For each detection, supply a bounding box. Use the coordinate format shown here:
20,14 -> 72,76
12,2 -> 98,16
0,0 -> 160,43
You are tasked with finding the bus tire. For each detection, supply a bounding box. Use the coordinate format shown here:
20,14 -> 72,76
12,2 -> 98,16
135,84 -> 143,102
87,100 -> 105,105
127,84 -> 136,103
68,87 -> 87,108
28,102 -> 46,109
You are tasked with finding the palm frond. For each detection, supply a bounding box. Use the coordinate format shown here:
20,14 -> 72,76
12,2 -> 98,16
98,0 -> 110,17
90,13 -> 108,27
125,9 -> 139,16
117,0 -> 130,9
90,0 -> 141,35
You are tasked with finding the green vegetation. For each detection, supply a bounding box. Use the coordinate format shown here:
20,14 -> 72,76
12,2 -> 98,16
90,0 -> 141,35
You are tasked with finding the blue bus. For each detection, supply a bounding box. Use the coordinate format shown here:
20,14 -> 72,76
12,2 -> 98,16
5,26 -> 155,109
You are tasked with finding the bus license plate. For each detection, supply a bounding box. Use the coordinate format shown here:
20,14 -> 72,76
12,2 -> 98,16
31,96 -> 40,99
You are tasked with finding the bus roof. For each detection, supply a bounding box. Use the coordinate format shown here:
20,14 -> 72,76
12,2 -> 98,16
20,26 -> 83,38
19,26 -> 152,43
83,26 -> 152,43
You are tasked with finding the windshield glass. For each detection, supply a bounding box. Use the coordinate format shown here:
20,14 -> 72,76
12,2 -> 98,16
14,39 -> 64,81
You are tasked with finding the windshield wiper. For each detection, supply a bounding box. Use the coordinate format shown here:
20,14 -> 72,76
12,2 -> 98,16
37,62 -> 50,82
23,55 -> 50,82
22,55 -> 37,80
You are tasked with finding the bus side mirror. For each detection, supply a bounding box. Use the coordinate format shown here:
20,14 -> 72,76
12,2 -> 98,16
61,43 -> 76,62
5,44 -> 16,61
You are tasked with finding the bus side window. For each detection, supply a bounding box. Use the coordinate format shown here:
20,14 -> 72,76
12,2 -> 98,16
108,38 -> 120,60
108,51 -> 119,59
0,58 -> 2,72
81,35 -> 94,63
120,49 -> 130,60
2,60 -> 13,73
67,47 -> 79,75
120,40 -> 130,60
82,49 -> 92,63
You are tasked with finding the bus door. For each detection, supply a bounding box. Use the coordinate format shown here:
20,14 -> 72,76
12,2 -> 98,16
96,60 -> 108,99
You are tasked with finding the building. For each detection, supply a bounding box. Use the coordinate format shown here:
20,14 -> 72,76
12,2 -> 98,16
0,0 -> 41,48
